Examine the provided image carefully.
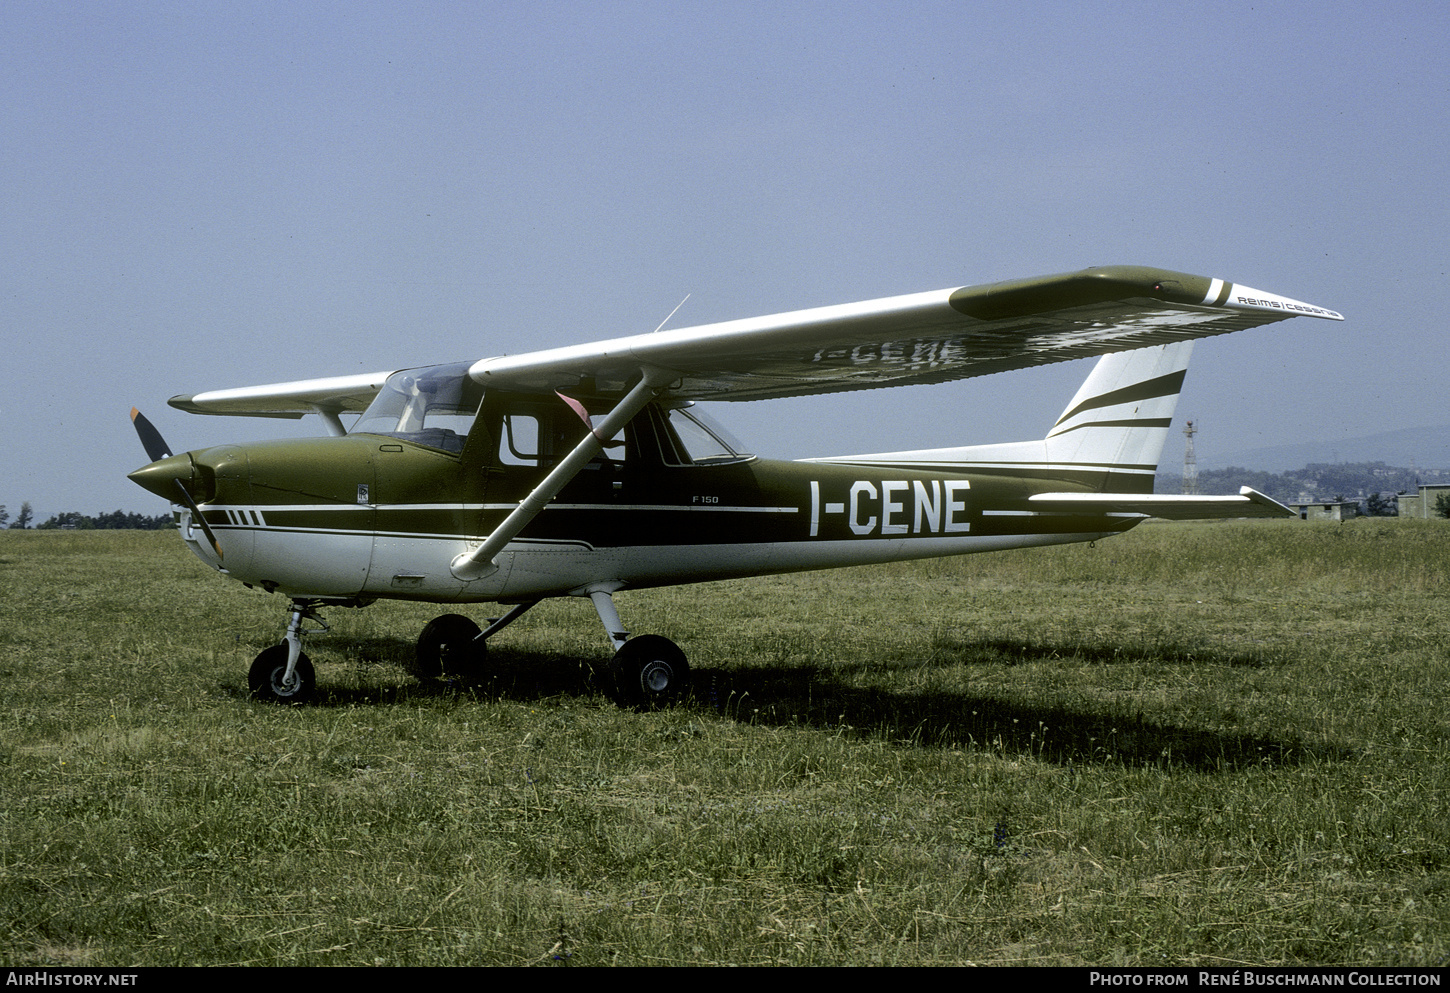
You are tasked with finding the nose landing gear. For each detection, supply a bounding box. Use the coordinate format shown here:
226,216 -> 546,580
248,644 -> 315,703
248,600 -> 326,703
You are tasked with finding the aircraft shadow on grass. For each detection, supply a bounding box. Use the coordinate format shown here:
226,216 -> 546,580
219,634 -> 1349,774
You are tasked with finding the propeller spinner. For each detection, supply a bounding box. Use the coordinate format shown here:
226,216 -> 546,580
128,408 -> 223,560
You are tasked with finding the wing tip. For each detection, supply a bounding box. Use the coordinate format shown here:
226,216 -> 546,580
1219,282 -> 1343,321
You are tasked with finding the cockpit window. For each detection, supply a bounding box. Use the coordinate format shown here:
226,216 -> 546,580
660,404 -> 751,465
352,363 -> 483,454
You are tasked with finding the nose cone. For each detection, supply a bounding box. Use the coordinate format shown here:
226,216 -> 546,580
128,453 -> 194,501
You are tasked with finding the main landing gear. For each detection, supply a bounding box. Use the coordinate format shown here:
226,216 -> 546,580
414,613 -> 486,680
606,634 -> 689,709
250,591 -> 690,709
584,589 -> 690,708
414,588 -> 691,708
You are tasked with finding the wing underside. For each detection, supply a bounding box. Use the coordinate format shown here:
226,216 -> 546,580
165,266 -> 1340,415
470,265 -> 1341,401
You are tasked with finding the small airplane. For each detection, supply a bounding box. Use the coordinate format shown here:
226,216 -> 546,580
128,265 -> 1342,706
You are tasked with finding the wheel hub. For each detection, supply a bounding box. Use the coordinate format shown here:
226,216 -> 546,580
641,661 -> 672,693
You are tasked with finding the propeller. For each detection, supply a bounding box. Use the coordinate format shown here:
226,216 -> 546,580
129,407 -> 173,462
128,408 -> 223,560
170,477 -> 224,561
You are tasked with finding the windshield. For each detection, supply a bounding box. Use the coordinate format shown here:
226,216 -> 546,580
661,404 -> 751,465
352,363 -> 483,454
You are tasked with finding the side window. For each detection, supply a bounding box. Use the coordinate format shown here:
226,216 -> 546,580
492,400 -> 636,469
500,413 -> 541,466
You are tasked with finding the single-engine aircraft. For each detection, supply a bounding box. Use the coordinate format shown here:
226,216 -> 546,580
128,266 -> 1342,706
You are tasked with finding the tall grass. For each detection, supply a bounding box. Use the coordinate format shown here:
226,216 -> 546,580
2,521 -> 1447,965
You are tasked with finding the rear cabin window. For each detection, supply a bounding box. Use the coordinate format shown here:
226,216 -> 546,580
494,405 -> 626,468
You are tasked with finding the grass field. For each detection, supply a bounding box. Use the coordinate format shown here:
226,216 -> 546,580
2,520 -> 1448,966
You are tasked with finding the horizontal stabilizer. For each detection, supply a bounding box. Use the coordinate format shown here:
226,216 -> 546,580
1027,486 -> 1294,520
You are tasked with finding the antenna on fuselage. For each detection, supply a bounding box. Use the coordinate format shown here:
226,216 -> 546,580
652,294 -> 691,334
1182,419 -> 1199,495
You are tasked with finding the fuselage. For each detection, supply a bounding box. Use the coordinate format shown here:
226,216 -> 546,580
132,425 -> 1132,605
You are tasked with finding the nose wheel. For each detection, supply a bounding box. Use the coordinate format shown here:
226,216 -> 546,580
249,645 -> 316,703
249,600 -> 326,703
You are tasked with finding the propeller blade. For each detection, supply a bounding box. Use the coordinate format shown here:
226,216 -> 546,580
172,478 -> 223,561
130,407 -> 173,462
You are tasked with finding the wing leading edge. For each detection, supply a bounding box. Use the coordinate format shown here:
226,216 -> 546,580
470,265 -> 1342,401
162,266 -> 1340,416
169,371 -> 396,419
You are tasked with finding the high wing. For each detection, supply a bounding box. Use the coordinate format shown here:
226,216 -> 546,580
169,371 -> 396,418
470,265 -> 1342,400
164,266 -> 1340,415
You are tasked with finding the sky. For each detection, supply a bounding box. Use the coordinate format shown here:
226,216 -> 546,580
3,0 -> 1447,521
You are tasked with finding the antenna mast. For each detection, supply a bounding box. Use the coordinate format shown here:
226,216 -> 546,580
1182,419 -> 1199,495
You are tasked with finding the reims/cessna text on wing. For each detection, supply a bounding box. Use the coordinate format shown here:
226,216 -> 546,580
128,266 -> 1342,705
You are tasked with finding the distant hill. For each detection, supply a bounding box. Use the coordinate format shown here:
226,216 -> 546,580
1156,422 -> 1450,506
1156,461 -> 1446,506
1197,423 -> 1450,474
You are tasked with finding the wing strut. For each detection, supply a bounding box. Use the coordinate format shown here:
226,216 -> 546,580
450,369 -> 672,582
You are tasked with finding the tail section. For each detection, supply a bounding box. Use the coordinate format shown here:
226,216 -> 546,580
805,341 -> 1293,518
1040,340 -> 1192,492
808,341 -> 1193,493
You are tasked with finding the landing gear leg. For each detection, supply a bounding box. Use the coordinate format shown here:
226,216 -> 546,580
588,588 -> 689,708
588,590 -> 630,653
415,614 -> 482,680
249,600 -> 324,703
414,600 -> 541,681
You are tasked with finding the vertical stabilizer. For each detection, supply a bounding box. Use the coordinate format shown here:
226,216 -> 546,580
1042,341 -> 1193,491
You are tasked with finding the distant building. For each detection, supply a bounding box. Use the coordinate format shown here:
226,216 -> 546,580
1397,483 -> 1450,519
1291,500 -> 1359,521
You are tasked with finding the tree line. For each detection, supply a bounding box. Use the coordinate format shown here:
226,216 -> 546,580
0,504 -> 173,530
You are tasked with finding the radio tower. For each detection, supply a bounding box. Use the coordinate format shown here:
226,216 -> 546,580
1182,419 -> 1199,494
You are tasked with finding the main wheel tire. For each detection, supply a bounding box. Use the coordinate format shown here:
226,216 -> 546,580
608,635 -> 689,709
415,613 -> 484,680
249,645 -> 316,704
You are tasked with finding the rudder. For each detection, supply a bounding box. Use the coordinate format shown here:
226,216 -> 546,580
1042,341 -> 1193,493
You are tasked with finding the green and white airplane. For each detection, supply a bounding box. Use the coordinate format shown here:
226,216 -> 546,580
128,265 -> 1342,705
